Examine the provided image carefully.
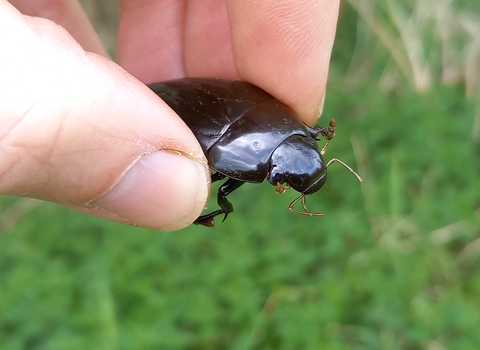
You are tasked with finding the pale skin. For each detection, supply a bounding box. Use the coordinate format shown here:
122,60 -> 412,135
0,0 -> 339,231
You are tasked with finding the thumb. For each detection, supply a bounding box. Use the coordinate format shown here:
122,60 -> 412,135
0,3 -> 210,231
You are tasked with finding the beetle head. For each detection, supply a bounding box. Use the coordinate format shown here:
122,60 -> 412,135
267,135 -> 327,194
268,135 -> 363,216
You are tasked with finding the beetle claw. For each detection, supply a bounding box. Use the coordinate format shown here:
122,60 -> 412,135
307,118 -> 336,155
194,210 -> 224,227
194,217 -> 216,227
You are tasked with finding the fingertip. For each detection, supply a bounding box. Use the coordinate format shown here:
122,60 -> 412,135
227,0 -> 339,124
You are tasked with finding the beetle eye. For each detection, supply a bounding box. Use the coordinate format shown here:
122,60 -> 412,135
267,165 -> 286,186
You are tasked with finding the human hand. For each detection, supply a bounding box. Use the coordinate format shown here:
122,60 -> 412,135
0,0 -> 339,230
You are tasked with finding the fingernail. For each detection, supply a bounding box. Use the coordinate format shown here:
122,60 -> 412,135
90,151 -> 210,231
318,91 -> 326,117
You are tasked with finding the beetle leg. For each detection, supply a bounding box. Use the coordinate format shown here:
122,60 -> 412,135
211,172 -> 226,183
326,158 -> 363,183
306,118 -> 336,141
217,179 -> 245,222
320,140 -> 330,155
319,119 -> 337,155
305,124 -> 327,140
275,182 -> 290,194
193,210 -> 222,227
194,178 -> 245,226
288,194 -> 324,216
325,118 -> 336,140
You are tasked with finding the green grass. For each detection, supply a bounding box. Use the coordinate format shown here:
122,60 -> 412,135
2,1 -> 480,349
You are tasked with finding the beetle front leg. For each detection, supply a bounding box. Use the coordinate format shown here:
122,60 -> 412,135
306,118 -> 336,141
210,171 -> 226,183
194,178 -> 245,227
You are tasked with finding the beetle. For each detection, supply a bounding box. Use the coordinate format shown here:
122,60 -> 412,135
149,78 -> 361,227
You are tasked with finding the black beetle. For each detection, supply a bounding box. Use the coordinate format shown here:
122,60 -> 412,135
149,78 -> 361,227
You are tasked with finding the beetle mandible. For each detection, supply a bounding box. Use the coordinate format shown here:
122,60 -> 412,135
149,78 -> 362,227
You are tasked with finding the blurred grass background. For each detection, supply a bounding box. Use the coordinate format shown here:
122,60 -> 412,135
2,0 -> 480,349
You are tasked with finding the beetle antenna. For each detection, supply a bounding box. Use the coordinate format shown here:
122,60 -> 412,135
288,194 -> 324,216
320,140 -> 330,155
326,158 -> 363,183
318,119 -> 336,155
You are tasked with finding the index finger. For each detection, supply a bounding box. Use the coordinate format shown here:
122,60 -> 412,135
227,0 -> 339,125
